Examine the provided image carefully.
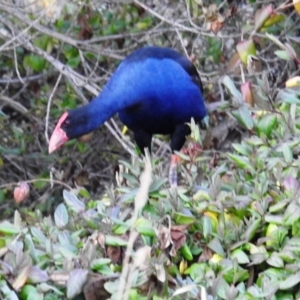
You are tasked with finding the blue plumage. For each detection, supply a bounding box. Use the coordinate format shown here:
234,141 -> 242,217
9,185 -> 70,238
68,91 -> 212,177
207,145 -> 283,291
48,46 -> 206,155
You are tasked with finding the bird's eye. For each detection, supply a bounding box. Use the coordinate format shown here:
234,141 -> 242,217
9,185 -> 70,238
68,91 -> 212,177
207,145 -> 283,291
64,120 -> 70,127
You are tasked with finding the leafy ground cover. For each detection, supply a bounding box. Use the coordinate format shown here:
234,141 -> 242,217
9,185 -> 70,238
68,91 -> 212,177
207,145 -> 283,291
0,0 -> 300,299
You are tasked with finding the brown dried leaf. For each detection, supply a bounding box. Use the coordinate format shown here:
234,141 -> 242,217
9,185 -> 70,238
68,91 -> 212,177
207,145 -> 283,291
155,225 -> 172,250
210,20 -> 224,34
247,57 -> 262,73
77,13 -> 93,40
198,246 -> 213,262
209,152 -> 219,168
225,5 -> 238,18
241,82 -> 254,106
97,233 -> 106,248
83,275 -> 110,300
106,246 -> 121,264
202,118 -> 238,150
170,225 -> 187,251
180,143 -> 203,164
74,170 -> 89,187
227,52 -> 241,74
12,266 -> 31,291
254,4 -> 273,31
203,4 -> 218,21
221,174 -> 232,183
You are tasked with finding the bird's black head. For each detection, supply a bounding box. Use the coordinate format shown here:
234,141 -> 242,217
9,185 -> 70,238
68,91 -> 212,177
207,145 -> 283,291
48,108 -> 94,153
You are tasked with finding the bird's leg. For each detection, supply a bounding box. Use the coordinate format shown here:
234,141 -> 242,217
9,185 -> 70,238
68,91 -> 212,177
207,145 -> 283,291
170,124 -> 191,187
134,130 -> 152,155
169,154 -> 180,187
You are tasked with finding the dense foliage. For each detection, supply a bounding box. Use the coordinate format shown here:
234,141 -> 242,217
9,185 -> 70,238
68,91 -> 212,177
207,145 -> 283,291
0,0 -> 300,299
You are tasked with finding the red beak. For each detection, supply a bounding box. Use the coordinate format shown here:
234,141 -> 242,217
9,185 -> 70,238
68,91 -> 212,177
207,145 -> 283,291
48,112 -> 69,153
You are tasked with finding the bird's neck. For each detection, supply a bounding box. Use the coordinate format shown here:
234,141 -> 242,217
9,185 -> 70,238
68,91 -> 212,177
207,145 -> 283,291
75,85 -> 126,134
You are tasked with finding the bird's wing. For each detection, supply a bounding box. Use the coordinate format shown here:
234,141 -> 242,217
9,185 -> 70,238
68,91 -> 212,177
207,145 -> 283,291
175,57 -> 204,94
125,46 -> 204,94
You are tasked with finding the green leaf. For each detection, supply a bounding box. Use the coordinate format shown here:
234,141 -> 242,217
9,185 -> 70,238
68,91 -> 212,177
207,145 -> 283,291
135,218 -> 155,237
180,243 -> 193,261
236,39 -> 257,65
222,76 -> 244,105
279,271 -> 300,290
105,235 -> 128,246
67,269 -> 88,299
227,154 -> 254,171
171,284 -> 198,298
255,4 -> 273,31
33,35 -> 50,50
231,249 -> 250,264
0,221 -> 20,235
232,106 -> 254,130
28,266 -> 49,283
267,252 -> 284,267
274,50 -> 292,60
264,214 -> 284,225
96,264 -> 114,276
283,202 -> 300,225
174,212 -> 195,225
281,143 -> 293,163
232,143 -> 251,156
31,227 -> 47,244
244,136 -> 264,146
59,245 -> 77,258
37,283 -> 64,295
278,250 -> 295,263
136,16 -> 153,30
20,285 -> 36,299
242,218 -> 261,241
222,264 -> 249,284
256,114 -> 277,138
104,281 -> 120,296
54,203 -> 69,228
113,223 -> 130,235
269,199 -> 289,213
29,55 -> 46,72
27,291 -> 43,300
208,238 -> 225,257
91,258 -> 111,271
202,215 -> 213,238
67,56 -> 81,68
184,263 -> 205,279
276,90 -> 300,104
266,33 -> 286,49
63,190 -> 85,213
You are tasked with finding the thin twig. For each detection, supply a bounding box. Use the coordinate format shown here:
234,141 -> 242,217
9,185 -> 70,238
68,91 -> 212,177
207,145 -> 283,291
0,94 -> 28,115
0,73 -> 51,84
117,152 -> 152,300
13,45 -> 24,84
0,178 -> 72,190
45,73 -> 62,143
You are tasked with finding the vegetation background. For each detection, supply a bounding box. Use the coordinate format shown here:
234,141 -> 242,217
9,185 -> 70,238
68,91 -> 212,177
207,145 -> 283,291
0,0 -> 300,299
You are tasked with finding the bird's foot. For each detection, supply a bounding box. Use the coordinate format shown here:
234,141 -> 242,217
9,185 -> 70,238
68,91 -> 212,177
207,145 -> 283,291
169,154 -> 179,187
